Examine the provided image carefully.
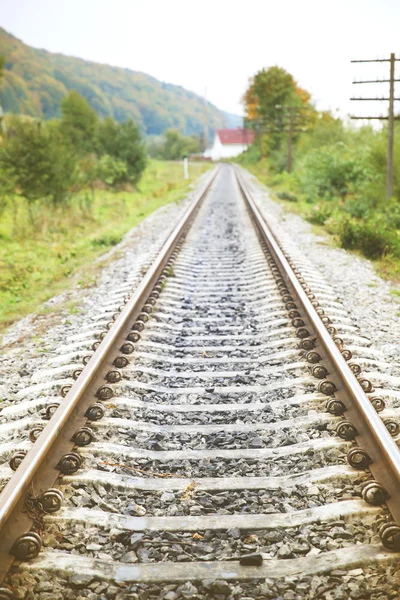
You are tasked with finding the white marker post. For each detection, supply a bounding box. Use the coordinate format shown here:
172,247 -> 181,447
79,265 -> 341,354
183,155 -> 189,180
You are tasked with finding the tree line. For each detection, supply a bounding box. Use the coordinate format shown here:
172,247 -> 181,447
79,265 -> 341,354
0,26 -> 230,136
0,87 -> 147,210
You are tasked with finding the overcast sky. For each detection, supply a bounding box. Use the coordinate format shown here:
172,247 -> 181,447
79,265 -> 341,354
1,0 -> 399,119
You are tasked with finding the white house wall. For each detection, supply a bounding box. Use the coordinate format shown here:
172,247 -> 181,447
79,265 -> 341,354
208,140 -> 248,161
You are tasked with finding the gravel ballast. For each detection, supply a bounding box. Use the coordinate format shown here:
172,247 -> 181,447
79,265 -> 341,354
2,165 -> 400,599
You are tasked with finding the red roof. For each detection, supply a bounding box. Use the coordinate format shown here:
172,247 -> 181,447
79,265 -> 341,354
216,128 -> 255,145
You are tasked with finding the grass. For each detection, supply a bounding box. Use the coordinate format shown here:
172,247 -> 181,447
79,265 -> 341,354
0,160 -> 211,330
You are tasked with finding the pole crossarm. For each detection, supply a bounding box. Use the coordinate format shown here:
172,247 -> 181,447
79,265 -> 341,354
353,79 -> 400,84
249,106 -> 311,174
351,58 -> 400,63
350,116 -> 389,120
351,53 -> 397,199
350,97 -> 400,101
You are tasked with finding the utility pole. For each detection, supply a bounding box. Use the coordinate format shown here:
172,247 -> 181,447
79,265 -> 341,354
388,53 -> 395,198
203,88 -> 208,152
350,53 -> 400,199
287,107 -> 294,173
256,105 -> 308,172
0,106 -> 6,135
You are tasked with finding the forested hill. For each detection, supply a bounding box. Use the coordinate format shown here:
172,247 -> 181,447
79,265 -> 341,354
0,27 -> 240,136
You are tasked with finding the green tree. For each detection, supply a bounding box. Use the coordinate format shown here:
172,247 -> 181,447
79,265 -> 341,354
0,118 -> 77,206
97,154 -> 128,186
0,55 -> 5,80
60,90 -> 98,154
152,129 -> 201,160
97,116 -> 119,156
97,117 -> 146,185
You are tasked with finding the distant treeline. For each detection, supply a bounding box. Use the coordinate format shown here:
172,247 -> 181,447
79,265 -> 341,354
0,26 -> 238,136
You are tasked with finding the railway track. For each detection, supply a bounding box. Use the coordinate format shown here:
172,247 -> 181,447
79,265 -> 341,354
1,164 -> 400,599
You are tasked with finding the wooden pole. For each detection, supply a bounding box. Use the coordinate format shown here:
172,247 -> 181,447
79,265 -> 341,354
287,107 -> 294,173
203,88 -> 208,152
387,53 -> 395,199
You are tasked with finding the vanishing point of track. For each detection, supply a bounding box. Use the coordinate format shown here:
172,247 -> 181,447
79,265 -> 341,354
1,164 -> 400,597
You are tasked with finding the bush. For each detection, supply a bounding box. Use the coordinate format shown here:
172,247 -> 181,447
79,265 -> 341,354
277,190 -> 297,202
91,233 -> 123,248
343,197 -> 371,219
337,216 -> 397,259
297,142 -> 371,203
307,202 -> 334,225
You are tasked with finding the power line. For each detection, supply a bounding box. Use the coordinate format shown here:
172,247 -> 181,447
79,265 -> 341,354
350,53 -> 400,199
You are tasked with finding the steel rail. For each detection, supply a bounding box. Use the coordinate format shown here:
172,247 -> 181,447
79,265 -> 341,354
235,166 -> 400,528
0,166 -> 219,582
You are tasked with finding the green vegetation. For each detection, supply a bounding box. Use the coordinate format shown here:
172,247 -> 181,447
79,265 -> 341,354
1,91 -> 147,203
0,27 -> 239,136
0,160 -> 210,330
240,66 -> 400,280
0,82 -> 210,331
147,129 -> 202,160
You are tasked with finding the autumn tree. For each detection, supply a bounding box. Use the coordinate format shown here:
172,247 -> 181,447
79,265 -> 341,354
244,67 -> 300,123
243,66 -> 313,157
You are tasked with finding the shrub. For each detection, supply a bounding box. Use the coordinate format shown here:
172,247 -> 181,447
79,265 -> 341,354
307,203 -> 334,225
277,190 -> 297,202
343,197 -> 371,219
337,216 -> 397,259
297,142 -> 371,203
91,233 -> 123,248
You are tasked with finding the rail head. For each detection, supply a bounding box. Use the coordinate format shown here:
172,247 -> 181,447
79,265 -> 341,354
235,165 -> 400,531
0,166 -> 220,582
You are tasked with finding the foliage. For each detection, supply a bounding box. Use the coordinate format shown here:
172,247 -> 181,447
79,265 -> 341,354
306,202 -> 335,225
239,64 -> 400,275
0,160 -> 211,331
148,129 -> 202,160
106,119 -> 145,185
60,90 -> 98,154
243,66 -> 315,156
296,111 -> 346,153
96,117 -> 146,184
243,66 -> 307,122
0,118 -> 77,206
276,190 -> 297,202
337,215 -> 398,260
0,27 -> 239,136
0,89 -> 147,205
97,154 -> 128,187
296,142 -> 371,203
